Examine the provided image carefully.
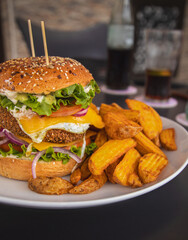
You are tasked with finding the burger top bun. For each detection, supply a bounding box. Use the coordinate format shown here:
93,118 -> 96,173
0,56 -> 93,94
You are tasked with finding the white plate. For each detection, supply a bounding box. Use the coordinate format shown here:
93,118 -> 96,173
0,117 -> 187,209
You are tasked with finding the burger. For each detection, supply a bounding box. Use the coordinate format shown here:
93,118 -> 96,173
0,56 -> 104,180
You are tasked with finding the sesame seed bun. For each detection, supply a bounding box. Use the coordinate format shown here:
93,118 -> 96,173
0,56 -> 93,94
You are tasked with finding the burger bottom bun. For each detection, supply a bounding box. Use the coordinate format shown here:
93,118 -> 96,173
0,157 -> 77,181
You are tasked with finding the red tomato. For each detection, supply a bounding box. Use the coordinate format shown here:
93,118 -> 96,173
64,138 -> 91,150
50,105 -> 82,117
0,142 -> 22,152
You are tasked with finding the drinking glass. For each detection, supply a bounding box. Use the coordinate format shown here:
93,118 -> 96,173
144,29 -> 182,102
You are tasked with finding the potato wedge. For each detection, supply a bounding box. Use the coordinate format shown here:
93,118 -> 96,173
113,148 -> 142,187
69,172 -> 107,194
126,99 -> 162,139
138,153 -> 168,184
128,173 -> 143,188
103,111 -> 142,140
70,168 -> 81,185
88,138 -> 136,175
111,102 -> 123,109
94,128 -> 108,148
134,131 -> 166,158
159,128 -> 177,151
100,103 -> 140,123
80,158 -> 91,181
28,177 -> 73,195
152,135 -> 161,148
105,158 -> 122,184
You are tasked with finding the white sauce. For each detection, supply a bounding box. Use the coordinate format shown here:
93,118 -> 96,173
35,95 -> 44,103
84,85 -> 92,93
10,105 -> 35,119
0,155 -> 31,160
0,90 -> 18,104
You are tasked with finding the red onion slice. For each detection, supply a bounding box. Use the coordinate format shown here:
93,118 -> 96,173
0,138 -> 9,145
0,132 -> 5,138
2,129 -> 29,147
32,150 -> 46,179
31,147 -> 82,178
73,107 -> 88,117
52,147 -> 82,163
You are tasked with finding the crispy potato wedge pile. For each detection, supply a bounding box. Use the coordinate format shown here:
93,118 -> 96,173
28,101 -> 177,195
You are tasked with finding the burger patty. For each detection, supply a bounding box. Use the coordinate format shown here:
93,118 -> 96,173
0,107 -> 84,143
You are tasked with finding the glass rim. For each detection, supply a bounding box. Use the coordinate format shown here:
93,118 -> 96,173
144,28 -> 182,36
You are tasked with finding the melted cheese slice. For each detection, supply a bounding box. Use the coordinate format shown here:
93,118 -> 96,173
17,107 -> 104,143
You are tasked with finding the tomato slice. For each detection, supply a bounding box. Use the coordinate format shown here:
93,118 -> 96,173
0,142 -> 22,152
50,104 -> 82,117
64,137 -> 91,150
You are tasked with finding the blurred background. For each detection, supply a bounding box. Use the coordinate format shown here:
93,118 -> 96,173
0,0 -> 188,88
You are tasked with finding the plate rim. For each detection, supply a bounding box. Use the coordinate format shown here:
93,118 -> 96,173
0,116 -> 187,209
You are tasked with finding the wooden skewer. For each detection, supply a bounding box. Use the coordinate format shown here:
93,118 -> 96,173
41,21 -> 49,65
28,19 -> 35,57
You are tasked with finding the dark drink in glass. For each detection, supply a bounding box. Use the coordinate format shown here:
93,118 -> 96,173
145,69 -> 171,100
106,48 -> 133,89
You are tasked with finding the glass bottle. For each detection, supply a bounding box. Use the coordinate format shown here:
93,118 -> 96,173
106,0 -> 134,90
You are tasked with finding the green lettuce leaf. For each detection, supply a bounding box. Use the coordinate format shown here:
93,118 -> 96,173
85,142 -> 97,156
70,145 -> 81,157
0,143 -> 27,158
0,80 -> 100,116
40,147 -> 71,164
0,142 -> 97,164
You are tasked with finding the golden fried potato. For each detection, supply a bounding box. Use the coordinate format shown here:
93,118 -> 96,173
138,153 -> 168,184
28,177 -> 73,195
69,172 -> 107,194
80,158 -> 91,181
94,128 -> 108,148
128,173 -> 143,188
152,135 -> 161,148
113,148 -> 142,187
100,103 -> 140,123
134,132 -> 166,158
105,157 -> 122,184
159,128 -> 177,151
126,99 -> 162,140
88,138 -> 136,175
111,102 -> 123,109
103,111 -> 142,140
70,168 -> 81,185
